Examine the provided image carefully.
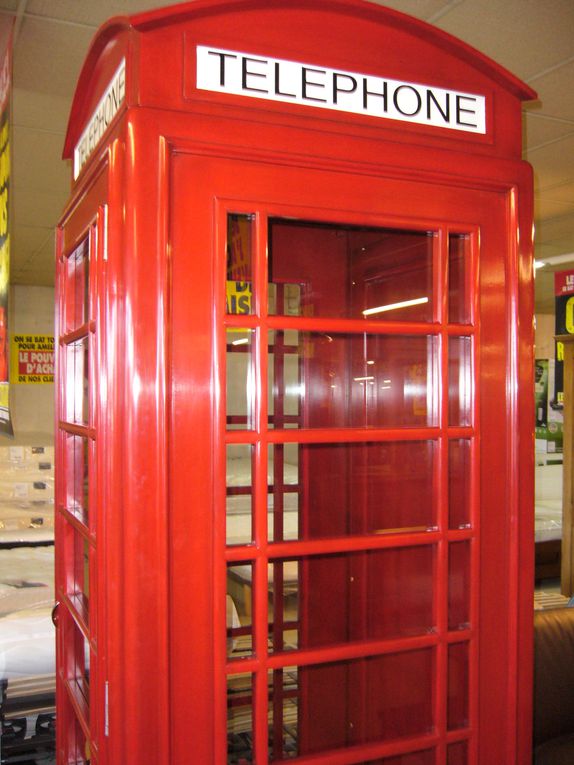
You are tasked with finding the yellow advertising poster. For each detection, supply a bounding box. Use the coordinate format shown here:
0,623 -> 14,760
0,17 -> 13,433
11,335 -> 55,384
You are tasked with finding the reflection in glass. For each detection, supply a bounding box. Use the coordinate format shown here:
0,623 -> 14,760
269,331 -> 437,429
448,336 -> 472,427
268,440 -> 436,542
226,564 -> 253,657
448,542 -> 471,630
288,650 -> 433,757
268,443 -> 299,543
378,751 -> 435,765
227,673 -> 253,764
268,667 -> 299,760
66,434 -> 89,525
447,740 -> 468,764
70,714 -> 91,765
69,616 -> 90,703
67,527 -> 90,623
269,219 -> 435,322
226,445 -> 253,546
226,329 -> 254,430
66,238 -> 89,332
268,546 -> 434,654
449,439 -> 471,529
227,214 -> 254,316
449,233 -> 471,325
66,337 -> 89,425
268,329 -> 300,430
448,641 -> 469,730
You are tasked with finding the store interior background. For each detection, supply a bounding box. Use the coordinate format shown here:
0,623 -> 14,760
0,0 -> 573,564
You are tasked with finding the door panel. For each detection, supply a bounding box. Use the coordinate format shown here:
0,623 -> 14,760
170,151 -> 513,765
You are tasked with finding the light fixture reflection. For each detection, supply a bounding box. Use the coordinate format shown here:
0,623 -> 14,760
362,296 -> 428,316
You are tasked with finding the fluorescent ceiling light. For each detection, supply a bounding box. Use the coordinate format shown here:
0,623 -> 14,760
231,337 -> 250,346
354,376 -> 375,382
535,252 -> 574,270
362,296 -> 428,316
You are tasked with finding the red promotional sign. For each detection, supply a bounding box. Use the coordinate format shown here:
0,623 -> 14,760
555,269 -> 574,296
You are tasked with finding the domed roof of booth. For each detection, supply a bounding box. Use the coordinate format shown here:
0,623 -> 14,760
63,0 -> 536,164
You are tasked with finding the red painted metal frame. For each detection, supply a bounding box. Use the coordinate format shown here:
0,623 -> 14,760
57,2 -> 535,764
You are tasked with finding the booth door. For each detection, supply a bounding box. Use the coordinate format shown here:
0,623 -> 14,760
55,168 -> 108,765
170,154 -> 526,765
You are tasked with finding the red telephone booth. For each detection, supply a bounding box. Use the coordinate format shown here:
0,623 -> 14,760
55,2 -> 536,763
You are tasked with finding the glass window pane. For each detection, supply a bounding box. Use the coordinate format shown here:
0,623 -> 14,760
449,439 -> 471,529
66,616 -> 90,704
447,740 -> 468,764
378,751 -> 435,765
268,330 -> 300,430
227,563 -> 253,658
449,233 -> 471,325
268,443 -> 299,542
66,433 -> 89,525
448,336 -> 472,427
268,547 -> 435,654
269,331 -> 437,429
65,238 -> 89,332
448,641 -> 469,730
70,714 -> 91,764
269,440 -> 436,542
226,329 -> 254,430
274,650 -> 433,758
227,673 -> 253,764
448,542 -> 471,631
269,219 -> 434,322
227,213 -> 254,315
66,337 -> 89,425
226,445 -> 253,546
268,667 -> 298,760
66,526 -> 90,622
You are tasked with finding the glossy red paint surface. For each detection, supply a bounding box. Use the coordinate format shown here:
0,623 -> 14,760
56,2 -> 535,764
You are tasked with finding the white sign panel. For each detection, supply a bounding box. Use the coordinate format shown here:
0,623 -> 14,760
74,59 -> 126,180
197,46 -> 486,135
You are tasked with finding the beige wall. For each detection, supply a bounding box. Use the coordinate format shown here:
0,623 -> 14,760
535,313 -> 555,360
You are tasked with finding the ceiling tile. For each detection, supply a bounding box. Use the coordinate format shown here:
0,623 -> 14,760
369,0 -> 450,20
535,196 -> 574,223
11,224 -> 53,257
539,181 -> 574,205
432,0 -> 574,81
524,111 -> 574,151
13,16 -> 94,98
13,187 -> 69,229
13,126 -> 71,192
528,62 -> 574,122
527,133 -> 574,191
13,88 -> 71,134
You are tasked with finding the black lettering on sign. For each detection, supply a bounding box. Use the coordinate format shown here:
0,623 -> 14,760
456,95 -> 478,128
242,56 -> 268,93
207,50 -> 238,87
274,62 -> 296,98
363,78 -> 388,111
332,73 -> 357,104
301,67 -> 327,103
393,85 -> 422,116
